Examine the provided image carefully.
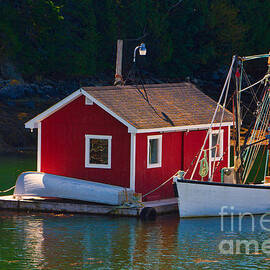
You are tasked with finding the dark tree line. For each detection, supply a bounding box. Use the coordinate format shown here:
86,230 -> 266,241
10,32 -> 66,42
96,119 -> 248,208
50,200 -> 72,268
0,0 -> 269,80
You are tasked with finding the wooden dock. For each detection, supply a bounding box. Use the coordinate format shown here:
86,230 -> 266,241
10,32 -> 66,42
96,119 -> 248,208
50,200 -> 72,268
0,196 -> 178,219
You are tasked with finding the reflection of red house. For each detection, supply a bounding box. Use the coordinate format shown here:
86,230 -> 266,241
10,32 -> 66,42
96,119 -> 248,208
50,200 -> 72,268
25,83 -> 233,201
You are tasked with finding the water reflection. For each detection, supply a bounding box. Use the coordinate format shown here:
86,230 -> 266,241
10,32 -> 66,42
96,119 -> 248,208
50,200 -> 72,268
23,218 -> 45,267
1,212 -> 270,269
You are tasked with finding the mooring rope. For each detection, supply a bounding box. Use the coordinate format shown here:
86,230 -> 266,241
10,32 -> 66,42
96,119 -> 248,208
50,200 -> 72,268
142,170 -> 180,198
0,185 -> 15,193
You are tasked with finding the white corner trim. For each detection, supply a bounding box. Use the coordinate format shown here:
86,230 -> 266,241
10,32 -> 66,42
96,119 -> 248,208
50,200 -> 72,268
85,134 -> 112,169
37,122 -> 41,172
81,89 -> 137,133
25,89 -> 82,129
130,133 -> 136,191
147,135 -> 162,168
228,125 -> 231,167
137,122 -> 233,134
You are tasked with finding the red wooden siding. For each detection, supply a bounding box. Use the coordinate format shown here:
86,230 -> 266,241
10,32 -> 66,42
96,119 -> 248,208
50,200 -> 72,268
183,127 -> 229,181
136,127 -> 229,200
41,96 -> 130,188
135,132 -> 183,201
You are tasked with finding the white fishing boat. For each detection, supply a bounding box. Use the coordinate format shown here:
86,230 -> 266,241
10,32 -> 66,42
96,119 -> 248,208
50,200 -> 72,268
177,180 -> 270,217
176,52 -> 270,218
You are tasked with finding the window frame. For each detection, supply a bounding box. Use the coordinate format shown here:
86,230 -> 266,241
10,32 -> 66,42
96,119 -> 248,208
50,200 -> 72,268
209,129 -> 224,162
85,135 -> 112,169
147,135 -> 162,168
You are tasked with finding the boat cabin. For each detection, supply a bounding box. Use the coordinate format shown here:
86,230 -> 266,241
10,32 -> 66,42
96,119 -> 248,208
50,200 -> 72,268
25,83 -> 233,201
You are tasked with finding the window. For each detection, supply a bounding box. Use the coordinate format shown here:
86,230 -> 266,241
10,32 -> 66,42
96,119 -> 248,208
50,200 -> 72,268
85,135 -> 112,168
210,130 -> 224,161
147,135 -> 162,168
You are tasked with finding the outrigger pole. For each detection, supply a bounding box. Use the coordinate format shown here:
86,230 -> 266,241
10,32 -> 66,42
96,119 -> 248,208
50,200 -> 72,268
241,53 -> 270,61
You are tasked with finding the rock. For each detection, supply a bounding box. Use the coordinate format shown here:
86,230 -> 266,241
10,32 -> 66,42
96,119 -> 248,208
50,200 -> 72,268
0,85 -> 25,99
40,85 -> 54,95
42,78 -> 56,86
0,84 -> 37,99
0,60 -> 24,82
23,101 -> 35,109
29,83 -> 39,91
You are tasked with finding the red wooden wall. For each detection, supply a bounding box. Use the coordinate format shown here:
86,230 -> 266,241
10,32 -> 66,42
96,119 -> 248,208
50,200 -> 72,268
41,95 -> 130,188
182,127 -> 229,181
135,132 -> 183,201
136,127 -> 229,200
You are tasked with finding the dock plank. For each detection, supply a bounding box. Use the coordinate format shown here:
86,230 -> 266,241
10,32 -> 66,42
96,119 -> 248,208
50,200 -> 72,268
0,196 -> 178,218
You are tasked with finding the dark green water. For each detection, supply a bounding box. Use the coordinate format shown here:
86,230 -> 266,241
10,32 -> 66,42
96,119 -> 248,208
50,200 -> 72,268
0,152 -> 36,195
1,153 -> 270,269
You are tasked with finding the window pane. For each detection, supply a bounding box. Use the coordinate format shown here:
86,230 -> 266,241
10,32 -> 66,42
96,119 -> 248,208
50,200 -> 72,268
211,134 -> 220,158
149,139 -> 158,164
90,139 -> 108,165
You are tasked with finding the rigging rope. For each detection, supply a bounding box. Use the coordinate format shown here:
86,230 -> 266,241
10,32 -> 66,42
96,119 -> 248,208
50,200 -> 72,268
244,93 -> 269,166
190,56 -> 236,180
242,84 -> 270,183
210,62 -> 232,180
240,75 -> 269,93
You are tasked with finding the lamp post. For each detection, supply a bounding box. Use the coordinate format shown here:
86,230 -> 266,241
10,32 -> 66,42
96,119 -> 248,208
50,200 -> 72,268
133,43 -> 147,63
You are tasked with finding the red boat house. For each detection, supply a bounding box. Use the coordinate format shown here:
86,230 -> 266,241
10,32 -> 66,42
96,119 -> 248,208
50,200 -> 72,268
25,83 -> 233,201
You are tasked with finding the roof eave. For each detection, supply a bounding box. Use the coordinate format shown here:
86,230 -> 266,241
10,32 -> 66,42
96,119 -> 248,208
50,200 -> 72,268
136,122 -> 233,134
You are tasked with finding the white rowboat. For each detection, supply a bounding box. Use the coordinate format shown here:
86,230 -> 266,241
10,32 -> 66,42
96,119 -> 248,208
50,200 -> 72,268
14,172 -> 138,205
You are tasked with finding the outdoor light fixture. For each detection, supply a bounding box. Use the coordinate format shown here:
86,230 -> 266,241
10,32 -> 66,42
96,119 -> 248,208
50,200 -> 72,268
133,43 -> 147,63
139,43 -> 147,55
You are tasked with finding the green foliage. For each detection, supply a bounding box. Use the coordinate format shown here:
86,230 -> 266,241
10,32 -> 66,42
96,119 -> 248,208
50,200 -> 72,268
0,0 -> 269,79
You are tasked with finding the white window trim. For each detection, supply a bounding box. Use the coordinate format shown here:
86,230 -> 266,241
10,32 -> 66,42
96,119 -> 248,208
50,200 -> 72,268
85,135 -> 112,169
209,129 -> 224,162
147,135 -> 162,168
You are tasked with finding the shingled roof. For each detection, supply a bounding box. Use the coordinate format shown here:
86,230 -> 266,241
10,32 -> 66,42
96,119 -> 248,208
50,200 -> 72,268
82,83 -> 233,130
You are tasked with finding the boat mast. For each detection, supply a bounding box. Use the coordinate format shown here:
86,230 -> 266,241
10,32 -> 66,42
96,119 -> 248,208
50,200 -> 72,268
234,57 -> 242,184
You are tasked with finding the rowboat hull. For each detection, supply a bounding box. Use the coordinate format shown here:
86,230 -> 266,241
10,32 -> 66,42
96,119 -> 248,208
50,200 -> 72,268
176,179 -> 270,217
14,172 -> 137,205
